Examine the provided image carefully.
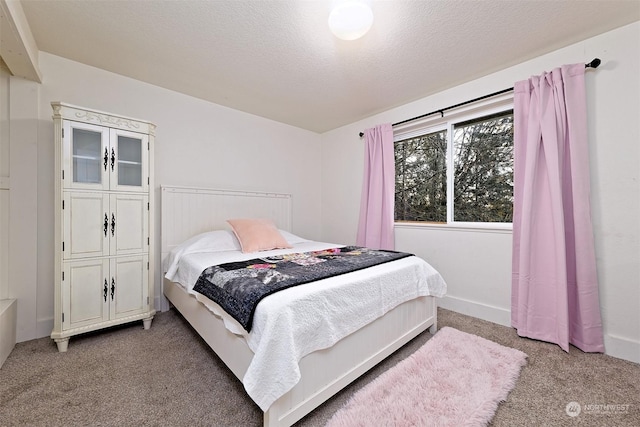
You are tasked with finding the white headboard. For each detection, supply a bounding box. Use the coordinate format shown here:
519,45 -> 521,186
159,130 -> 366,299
161,186 -> 292,263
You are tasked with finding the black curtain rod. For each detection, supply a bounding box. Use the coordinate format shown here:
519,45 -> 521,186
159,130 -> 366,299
358,58 -> 602,138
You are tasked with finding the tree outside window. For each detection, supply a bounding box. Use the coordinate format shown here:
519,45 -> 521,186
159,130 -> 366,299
395,131 -> 447,222
394,110 -> 513,225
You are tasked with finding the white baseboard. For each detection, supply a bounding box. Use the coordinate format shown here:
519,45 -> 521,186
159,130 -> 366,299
36,317 -> 54,340
437,295 -> 511,327
155,295 -> 171,312
437,295 -> 640,364
0,299 -> 17,368
604,334 -> 640,364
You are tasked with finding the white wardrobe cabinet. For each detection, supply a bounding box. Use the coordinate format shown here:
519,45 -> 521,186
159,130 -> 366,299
51,103 -> 155,352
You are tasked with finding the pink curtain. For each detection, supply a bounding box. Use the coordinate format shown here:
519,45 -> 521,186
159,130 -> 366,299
356,123 -> 395,250
511,63 -> 604,353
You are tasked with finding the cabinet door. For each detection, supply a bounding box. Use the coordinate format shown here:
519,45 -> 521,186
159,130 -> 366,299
62,259 -> 110,330
109,129 -> 148,192
63,121 -> 109,191
63,192 -> 110,260
109,256 -> 149,320
110,193 -> 148,256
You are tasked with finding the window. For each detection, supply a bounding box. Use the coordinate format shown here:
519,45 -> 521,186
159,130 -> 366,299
452,112 -> 514,223
395,131 -> 447,222
394,101 -> 514,226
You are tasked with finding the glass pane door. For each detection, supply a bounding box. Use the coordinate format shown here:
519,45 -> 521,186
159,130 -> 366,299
117,135 -> 142,187
73,128 -> 103,185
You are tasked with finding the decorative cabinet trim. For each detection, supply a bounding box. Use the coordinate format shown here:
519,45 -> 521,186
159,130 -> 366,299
73,111 -> 142,130
52,102 -> 155,134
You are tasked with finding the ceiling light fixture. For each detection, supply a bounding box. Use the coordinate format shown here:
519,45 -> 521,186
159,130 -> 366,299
328,1 -> 374,41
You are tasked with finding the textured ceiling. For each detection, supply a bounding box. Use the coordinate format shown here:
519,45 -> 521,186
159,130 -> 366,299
19,0 -> 640,133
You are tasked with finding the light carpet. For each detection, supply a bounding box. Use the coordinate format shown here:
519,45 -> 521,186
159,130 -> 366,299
325,326 -> 527,427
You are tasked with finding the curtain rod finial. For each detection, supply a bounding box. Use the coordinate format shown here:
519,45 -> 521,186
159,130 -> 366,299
586,58 -> 601,68
359,132 -> 364,138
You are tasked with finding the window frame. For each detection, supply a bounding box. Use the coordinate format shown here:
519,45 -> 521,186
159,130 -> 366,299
393,92 -> 514,231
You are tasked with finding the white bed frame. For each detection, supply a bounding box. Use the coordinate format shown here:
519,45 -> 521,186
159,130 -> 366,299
160,186 -> 437,427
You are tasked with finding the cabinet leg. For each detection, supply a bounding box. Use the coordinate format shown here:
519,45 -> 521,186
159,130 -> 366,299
143,316 -> 154,330
54,338 -> 69,353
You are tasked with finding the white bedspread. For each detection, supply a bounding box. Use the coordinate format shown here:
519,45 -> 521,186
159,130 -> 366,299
164,241 -> 447,411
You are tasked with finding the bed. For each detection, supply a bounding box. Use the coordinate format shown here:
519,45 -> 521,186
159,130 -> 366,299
160,186 -> 447,427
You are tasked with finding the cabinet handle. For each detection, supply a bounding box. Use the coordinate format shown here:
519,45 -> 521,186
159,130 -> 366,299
104,214 -> 109,237
104,147 -> 109,171
103,279 -> 108,302
111,148 -> 115,171
111,213 -> 116,236
111,278 -> 115,300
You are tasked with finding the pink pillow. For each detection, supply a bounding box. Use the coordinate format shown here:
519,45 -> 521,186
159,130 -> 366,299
227,218 -> 292,253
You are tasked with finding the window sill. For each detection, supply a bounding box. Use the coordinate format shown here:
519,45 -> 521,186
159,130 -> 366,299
394,221 -> 512,234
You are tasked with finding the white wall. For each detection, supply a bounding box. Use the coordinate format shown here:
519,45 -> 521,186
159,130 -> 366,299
6,52 -> 323,342
1,62 -> 18,367
320,22 -> 640,363
0,60 -> 9,300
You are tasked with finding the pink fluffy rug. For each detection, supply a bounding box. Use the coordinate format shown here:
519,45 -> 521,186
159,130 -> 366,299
325,327 -> 527,427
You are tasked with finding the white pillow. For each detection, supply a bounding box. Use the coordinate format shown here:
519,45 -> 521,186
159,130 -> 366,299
164,230 -> 241,280
278,230 -> 310,245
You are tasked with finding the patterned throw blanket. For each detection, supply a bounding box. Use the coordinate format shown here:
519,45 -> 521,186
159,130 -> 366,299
193,246 -> 413,332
